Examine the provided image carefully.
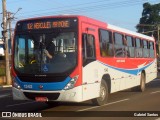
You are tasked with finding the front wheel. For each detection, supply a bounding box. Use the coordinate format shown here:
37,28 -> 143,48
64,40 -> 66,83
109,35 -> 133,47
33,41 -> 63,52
92,80 -> 109,106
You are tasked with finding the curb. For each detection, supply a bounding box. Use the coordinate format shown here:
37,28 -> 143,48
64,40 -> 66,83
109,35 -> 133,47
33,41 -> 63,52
0,85 -> 12,89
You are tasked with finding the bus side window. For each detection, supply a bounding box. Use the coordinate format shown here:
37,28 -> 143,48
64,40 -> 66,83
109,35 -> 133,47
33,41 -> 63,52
99,29 -> 114,57
126,36 -> 135,58
143,40 -> 149,58
135,38 -> 143,58
82,34 -> 96,66
149,41 -> 155,58
114,33 -> 125,57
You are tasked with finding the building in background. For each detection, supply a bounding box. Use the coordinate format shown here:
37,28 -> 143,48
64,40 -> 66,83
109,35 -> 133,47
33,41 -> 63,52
0,38 -> 11,57
0,39 -> 4,56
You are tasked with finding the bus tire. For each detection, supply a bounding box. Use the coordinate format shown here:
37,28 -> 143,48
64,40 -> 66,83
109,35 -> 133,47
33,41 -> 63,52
139,73 -> 146,92
92,80 -> 108,106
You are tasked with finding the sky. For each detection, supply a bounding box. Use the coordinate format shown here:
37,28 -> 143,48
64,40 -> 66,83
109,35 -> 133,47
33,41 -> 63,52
0,0 -> 160,38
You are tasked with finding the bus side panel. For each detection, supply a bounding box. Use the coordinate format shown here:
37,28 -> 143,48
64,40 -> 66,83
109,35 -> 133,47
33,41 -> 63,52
82,62 -> 101,101
97,58 -> 157,93
145,59 -> 157,83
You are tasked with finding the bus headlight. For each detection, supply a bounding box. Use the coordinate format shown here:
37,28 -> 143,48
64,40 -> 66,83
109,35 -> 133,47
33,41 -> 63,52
12,77 -> 21,89
64,75 -> 79,90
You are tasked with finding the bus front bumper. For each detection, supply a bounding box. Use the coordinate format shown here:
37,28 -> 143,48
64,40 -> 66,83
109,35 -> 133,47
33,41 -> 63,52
12,86 -> 83,102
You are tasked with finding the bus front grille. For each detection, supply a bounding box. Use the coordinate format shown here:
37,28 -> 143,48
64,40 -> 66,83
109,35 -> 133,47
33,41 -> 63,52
23,92 -> 60,100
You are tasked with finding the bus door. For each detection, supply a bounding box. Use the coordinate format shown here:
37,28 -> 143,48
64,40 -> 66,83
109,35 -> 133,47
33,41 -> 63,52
81,22 -> 100,100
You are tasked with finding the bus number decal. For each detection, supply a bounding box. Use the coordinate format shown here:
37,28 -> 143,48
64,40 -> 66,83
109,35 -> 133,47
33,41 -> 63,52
24,84 -> 33,89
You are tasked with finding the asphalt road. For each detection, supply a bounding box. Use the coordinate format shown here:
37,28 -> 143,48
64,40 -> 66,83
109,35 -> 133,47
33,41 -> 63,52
0,78 -> 160,120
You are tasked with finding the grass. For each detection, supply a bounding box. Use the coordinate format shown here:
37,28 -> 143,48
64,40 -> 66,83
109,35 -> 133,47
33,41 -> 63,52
0,68 -> 5,76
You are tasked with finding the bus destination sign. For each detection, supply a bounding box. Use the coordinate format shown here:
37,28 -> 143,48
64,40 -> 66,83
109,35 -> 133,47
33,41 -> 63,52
26,20 -> 70,30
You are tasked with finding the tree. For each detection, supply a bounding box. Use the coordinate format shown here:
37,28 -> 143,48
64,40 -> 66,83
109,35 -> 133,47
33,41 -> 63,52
136,2 -> 160,38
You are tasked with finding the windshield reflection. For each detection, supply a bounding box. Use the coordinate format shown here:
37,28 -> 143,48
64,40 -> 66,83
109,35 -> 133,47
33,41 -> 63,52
14,31 -> 77,74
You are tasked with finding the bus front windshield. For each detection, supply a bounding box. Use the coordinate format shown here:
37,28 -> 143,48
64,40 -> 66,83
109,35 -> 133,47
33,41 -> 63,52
14,31 -> 77,75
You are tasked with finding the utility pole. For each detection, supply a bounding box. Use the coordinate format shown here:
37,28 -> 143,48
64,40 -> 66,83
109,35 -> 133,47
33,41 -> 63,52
2,0 -> 11,85
8,7 -> 22,48
8,12 -> 13,50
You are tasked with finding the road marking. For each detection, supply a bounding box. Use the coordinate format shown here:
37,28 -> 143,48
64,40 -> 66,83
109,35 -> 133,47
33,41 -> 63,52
0,94 -> 11,98
6,101 -> 37,107
77,98 -> 129,112
150,91 -> 160,94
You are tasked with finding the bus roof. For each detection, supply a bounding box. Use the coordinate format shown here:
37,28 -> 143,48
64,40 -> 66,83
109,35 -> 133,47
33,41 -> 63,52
17,15 -> 154,41
107,24 -> 154,41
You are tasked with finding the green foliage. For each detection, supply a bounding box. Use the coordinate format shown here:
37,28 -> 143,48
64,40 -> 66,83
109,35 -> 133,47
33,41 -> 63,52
136,2 -> 160,38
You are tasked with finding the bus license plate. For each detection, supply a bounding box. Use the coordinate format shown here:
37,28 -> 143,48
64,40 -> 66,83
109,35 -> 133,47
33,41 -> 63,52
35,97 -> 48,102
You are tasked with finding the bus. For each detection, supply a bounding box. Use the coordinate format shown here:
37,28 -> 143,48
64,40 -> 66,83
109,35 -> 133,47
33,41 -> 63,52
11,15 -> 157,106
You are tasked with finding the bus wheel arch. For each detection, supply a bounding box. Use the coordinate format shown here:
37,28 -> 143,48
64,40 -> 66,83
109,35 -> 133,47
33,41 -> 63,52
92,74 -> 111,106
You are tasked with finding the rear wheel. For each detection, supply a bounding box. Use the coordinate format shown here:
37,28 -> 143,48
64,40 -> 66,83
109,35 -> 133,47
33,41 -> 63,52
92,80 -> 108,106
132,73 -> 146,92
139,73 -> 146,92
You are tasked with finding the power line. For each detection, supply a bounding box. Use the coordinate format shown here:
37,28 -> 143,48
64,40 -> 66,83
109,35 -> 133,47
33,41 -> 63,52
18,0 -> 109,15
8,0 -> 154,31
6,0 -> 159,33
15,0 -> 132,17
15,0 -> 158,20
7,0 -> 26,4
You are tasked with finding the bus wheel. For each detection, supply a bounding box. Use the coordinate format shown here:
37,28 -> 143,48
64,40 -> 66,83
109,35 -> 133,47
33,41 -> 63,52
92,80 -> 108,106
139,73 -> 146,92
